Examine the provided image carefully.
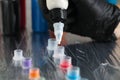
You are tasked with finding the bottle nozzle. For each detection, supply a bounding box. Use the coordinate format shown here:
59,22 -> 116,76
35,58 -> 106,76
53,22 -> 64,45
56,32 -> 63,44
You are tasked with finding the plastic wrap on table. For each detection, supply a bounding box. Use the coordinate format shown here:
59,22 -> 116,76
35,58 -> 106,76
65,41 -> 120,80
65,43 -> 98,80
1,32 -> 120,80
32,33 -> 65,80
94,63 -> 120,80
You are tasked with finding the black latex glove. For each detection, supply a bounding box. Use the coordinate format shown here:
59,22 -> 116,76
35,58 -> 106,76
39,0 -> 120,41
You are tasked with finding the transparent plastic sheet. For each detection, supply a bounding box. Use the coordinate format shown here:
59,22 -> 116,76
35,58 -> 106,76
0,33 -> 66,80
1,32 -> 120,80
31,33 -> 65,80
64,41 -> 120,80
94,63 -> 120,80
65,43 -> 96,80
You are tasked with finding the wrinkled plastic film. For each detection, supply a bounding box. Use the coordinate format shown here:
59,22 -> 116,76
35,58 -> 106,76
94,63 -> 120,80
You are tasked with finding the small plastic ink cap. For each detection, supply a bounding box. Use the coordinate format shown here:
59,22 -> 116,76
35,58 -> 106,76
66,66 -> 80,80
60,56 -> 72,69
53,46 -> 65,57
47,38 -> 57,50
13,49 -> 24,61
22,57 -> 32,69
29,68 -> 40,79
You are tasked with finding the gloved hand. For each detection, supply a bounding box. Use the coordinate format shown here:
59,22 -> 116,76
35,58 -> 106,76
39,0 -> 120,41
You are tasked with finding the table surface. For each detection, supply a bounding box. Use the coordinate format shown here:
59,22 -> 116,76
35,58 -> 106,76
0,31 -> 120,80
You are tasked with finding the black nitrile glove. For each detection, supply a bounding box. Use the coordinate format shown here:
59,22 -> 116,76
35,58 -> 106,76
39,0 -> 120,41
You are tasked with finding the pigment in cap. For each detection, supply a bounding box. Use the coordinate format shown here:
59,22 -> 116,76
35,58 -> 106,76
60,56 -> 72,72
22,57 -> 32,69
29,68 -> 40,80
66,66 -> 81,80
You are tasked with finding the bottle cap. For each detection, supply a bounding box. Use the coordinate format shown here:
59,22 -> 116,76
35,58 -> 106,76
60,56 -> 72,69
47,38 -> 57,50
53,46 -> 65,65
53,46 -> 65,57
22,57 -> 32,69
29,68 -> 40,79
66,66 -> 80,80
13,49 -> 24,61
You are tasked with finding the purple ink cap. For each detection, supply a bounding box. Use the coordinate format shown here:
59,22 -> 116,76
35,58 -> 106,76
22,57 -> 32,69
